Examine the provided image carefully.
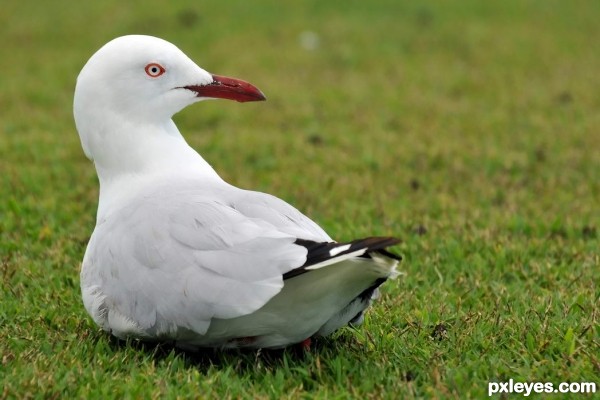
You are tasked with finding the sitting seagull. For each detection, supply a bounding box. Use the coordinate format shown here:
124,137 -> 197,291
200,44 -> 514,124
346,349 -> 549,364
74,35 -> 401,349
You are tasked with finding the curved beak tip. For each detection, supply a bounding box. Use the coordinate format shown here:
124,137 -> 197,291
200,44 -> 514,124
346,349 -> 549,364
184,74 -> 266,103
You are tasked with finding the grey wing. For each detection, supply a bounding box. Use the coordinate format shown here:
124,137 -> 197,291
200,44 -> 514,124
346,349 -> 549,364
229,189 -> 332,242
81,192 -> 309,337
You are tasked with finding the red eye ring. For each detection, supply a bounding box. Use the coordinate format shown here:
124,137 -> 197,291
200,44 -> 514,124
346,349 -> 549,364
145,63 -> 166,77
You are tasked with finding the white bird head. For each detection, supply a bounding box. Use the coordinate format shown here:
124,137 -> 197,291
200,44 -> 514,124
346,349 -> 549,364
73,35 -> 265,162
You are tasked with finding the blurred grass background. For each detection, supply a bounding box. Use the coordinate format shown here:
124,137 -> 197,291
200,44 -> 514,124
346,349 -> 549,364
1,0 -> 598,398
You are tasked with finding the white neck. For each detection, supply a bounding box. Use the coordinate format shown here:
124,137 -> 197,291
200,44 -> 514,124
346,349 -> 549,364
77,111 -> 221,220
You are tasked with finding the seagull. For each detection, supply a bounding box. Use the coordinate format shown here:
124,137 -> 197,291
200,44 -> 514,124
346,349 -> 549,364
74,35 -> 401,349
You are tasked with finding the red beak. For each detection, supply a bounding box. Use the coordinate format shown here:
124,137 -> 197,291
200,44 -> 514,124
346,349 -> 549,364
183,74 -> 266,103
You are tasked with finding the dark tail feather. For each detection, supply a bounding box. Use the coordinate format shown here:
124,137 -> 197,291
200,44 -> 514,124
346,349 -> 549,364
284,236 -> 401,280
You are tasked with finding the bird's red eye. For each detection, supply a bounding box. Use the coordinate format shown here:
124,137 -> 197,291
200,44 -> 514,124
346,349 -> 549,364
145,63 -> 166,77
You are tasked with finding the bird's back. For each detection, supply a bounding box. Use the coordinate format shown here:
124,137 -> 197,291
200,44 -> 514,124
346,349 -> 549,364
82,178 -> 398,348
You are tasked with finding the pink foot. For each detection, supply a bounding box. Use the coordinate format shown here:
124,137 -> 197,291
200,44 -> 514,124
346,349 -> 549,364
300,337 -> 312,350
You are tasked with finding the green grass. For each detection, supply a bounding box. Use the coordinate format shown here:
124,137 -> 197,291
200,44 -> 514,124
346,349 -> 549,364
1,0 -> 599,398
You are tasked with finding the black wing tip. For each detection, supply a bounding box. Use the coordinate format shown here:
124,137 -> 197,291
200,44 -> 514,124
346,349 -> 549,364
295,236 -> 401,250
296,236 -> 402,262
354,236 -> 402,261
355,236 -> 402,251
283,236 -> 402,280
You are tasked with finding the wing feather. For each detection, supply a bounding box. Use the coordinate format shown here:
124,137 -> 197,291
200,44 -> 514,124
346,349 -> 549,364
82,184 -> 312,336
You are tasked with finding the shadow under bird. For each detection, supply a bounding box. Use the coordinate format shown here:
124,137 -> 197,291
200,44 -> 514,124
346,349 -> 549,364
74,35 -> 401,349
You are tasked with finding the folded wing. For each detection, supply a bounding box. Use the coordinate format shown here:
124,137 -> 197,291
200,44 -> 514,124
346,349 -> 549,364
82,189 -> 310,337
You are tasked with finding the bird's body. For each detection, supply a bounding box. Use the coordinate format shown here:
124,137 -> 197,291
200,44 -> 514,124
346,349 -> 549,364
75,35 -> 400,349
